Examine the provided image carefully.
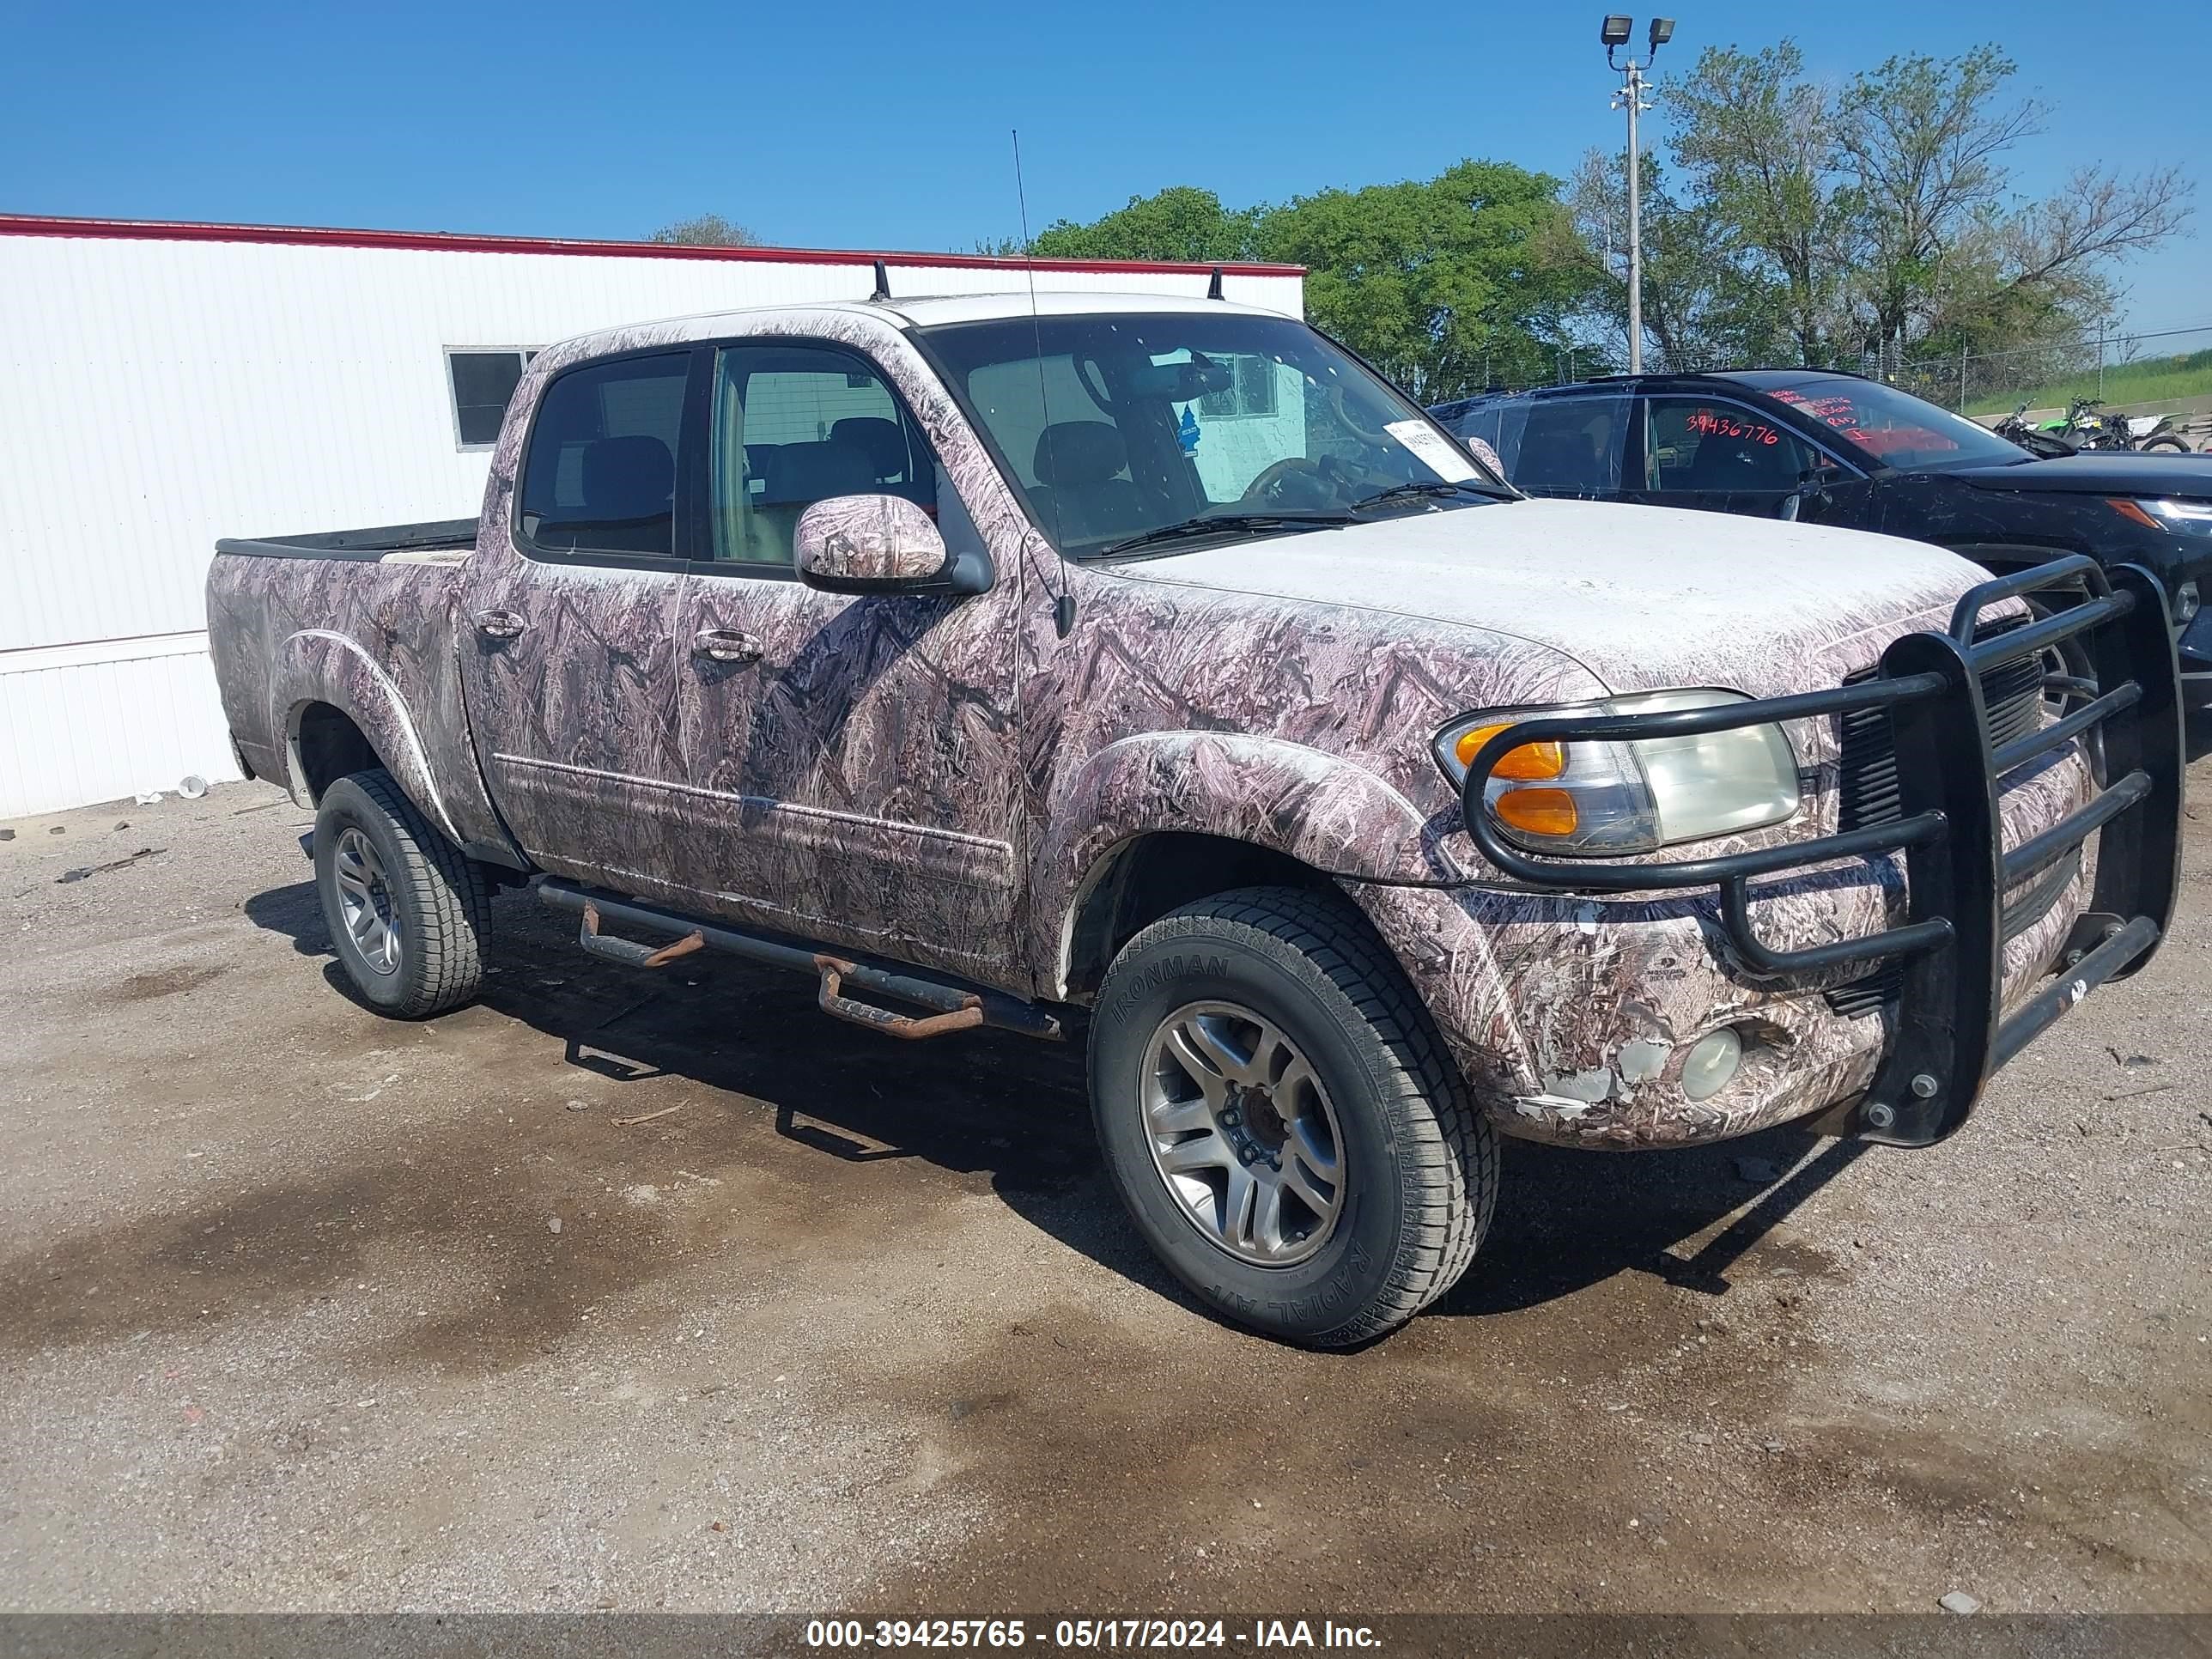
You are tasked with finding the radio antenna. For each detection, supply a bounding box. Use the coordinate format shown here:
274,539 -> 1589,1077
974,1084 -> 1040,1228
1013,128 -> 1076,639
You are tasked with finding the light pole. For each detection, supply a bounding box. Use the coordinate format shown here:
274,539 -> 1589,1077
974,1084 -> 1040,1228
1602,15 -> 1672,375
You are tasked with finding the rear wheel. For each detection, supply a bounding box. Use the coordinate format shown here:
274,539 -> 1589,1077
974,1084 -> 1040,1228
2143,435 -> 2189,453
313,769 -> 489,1018
1089,886 -> 1498,1347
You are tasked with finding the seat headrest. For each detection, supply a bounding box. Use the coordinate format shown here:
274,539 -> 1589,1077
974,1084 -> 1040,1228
762,440 -> 876,506
1685,430 -> 1769,485
579,434 -> 674,520
830,416 -> 908,482
1033,422 -> 1127,489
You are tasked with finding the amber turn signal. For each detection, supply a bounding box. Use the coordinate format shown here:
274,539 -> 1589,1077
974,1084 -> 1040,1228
1492,787 -> 1579,836
1454,723 -> 1566,781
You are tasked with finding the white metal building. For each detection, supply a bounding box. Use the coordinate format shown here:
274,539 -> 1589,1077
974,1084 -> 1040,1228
0,215 -> 1305,819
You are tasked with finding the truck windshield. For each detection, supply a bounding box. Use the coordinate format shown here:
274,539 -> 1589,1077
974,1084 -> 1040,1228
913,313 -> 1510,558
1771,379 -> 2031,472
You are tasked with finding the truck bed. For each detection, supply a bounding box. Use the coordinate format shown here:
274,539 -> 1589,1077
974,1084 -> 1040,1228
213,518 -> 479,562
206,518 -> 512,861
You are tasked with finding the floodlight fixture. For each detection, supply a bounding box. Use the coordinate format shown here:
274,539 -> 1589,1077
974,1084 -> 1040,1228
1600,15 -> 1633,47
1648,17 -> 1674,51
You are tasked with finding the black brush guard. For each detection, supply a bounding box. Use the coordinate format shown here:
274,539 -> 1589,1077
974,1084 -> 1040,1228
1459,557 -> 2183,1148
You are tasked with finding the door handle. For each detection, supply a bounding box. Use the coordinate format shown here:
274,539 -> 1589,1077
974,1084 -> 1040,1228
693,628 -> 764,665
475,607 -> 527,641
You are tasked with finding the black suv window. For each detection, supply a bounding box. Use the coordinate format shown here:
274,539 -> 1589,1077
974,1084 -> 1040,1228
1448,393 -> 1628,496
1644,397 -> 1821,494
517,353 -> 691,560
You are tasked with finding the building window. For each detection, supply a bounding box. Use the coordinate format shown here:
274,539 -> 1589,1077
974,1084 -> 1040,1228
447,349 -> 540,449
1194,351 -> 1279,420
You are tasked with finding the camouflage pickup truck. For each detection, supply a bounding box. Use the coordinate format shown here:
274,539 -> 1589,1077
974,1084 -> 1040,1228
208,289 -> 2183,1346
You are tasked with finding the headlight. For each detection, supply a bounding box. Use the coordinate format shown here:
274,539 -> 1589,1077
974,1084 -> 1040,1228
2109,497 -> 2212,540
1434,690 -> 1802,857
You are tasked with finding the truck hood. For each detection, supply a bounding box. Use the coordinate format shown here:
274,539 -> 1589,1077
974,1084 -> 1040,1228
1119,497 -> 1987,698
1942,451 -> 2212,498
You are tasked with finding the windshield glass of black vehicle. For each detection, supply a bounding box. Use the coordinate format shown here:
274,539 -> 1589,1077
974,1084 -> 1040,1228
1770,379 -> 2027,472
914,313 -> 1507,556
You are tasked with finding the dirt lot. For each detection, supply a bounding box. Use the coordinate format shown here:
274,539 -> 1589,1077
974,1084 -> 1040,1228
1,761 -> 2206,1618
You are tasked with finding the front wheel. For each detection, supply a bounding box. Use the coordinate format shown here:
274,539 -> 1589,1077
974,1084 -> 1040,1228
1089,886 -> 1498,1346
313,769 -> 490,1018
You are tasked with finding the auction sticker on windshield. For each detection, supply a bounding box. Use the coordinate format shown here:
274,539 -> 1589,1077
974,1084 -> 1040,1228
1384,419 -> 1480,483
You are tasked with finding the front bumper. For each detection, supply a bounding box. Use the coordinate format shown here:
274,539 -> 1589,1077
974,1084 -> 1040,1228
1381,558 -> 2182,1150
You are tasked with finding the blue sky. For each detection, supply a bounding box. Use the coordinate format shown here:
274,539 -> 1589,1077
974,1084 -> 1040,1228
3,0 -> 2203,334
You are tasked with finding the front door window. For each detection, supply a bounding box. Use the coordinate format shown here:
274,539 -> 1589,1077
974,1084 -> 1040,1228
708,343 -> 939,570
1644,398 -> 1822,500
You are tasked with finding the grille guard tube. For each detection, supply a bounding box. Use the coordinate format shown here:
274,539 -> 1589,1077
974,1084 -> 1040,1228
1456,556 -> 2184,1147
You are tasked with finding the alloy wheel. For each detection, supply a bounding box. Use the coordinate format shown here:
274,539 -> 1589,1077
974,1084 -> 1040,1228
1140,1000 -> 1347,1267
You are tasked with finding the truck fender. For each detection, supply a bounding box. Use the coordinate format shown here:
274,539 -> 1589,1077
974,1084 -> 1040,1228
1032,730 -> 1470,994
270,629 -> 467,848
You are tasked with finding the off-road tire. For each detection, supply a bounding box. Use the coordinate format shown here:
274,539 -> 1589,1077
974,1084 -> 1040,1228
313,768 -> 489,1018
1090,885 -> 1498,1346
2142,436 -> 2189,453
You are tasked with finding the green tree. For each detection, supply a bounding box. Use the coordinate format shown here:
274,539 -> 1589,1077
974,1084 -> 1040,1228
1029,167 -> 1601,403
1656,40 -> 2192,372
1031,186 -> 1258,264
1568,150 -> 1792,372
1259,161 -> 1600,401
649,213 -> 763,247
1665,41 -> 1853,366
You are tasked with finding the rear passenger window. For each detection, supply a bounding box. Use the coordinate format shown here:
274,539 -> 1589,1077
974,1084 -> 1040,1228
1504,396 -> 1630,495
518,353 -> 691,560
1442,394 -> 1627,496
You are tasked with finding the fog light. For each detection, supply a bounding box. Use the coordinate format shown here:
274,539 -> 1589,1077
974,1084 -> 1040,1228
2174,580 -> 2200,626
1680,1028 -> 1743,1102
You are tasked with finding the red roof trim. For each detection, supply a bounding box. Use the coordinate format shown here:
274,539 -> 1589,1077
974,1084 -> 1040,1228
0,212 -> 1304,279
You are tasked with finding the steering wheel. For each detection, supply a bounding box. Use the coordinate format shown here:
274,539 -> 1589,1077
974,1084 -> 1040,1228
1239,457 -> 1333,507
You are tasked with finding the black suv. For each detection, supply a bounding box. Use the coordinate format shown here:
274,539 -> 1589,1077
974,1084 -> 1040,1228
1431,370 -> 2212,698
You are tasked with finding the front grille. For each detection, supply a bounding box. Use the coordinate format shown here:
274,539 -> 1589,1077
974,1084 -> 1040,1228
1825,963 -> 1902,1018
1838,615 -> 2045,834
1836,700 -> 1903,833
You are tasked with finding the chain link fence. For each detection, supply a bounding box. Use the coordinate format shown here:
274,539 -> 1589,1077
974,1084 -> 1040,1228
1890,323 -> 2212,424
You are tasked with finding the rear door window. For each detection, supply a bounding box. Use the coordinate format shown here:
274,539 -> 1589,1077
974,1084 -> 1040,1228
1457,394 -> 1629,497
517,353 -> 692,561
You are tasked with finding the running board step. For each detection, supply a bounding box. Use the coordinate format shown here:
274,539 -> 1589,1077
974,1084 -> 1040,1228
536,879 -> 1061,1042
815,957 -> 983,1039
578,901 -> 704,969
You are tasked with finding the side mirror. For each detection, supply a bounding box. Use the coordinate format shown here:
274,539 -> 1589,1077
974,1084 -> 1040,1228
1461,433 -> 1506,478
793,494 -> 992,597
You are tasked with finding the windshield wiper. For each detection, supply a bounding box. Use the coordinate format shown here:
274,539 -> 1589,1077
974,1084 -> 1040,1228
1094,511 -> 1357,559
1351,478 -> 1517,513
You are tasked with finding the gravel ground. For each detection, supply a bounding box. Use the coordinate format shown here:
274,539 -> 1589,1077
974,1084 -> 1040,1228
0,757 -> 2206,1617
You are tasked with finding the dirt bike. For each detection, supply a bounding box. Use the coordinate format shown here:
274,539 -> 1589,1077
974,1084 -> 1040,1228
1995,402 -> 2077,458
2116,411 -> 2194,453
2044,397 -> 2192,453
